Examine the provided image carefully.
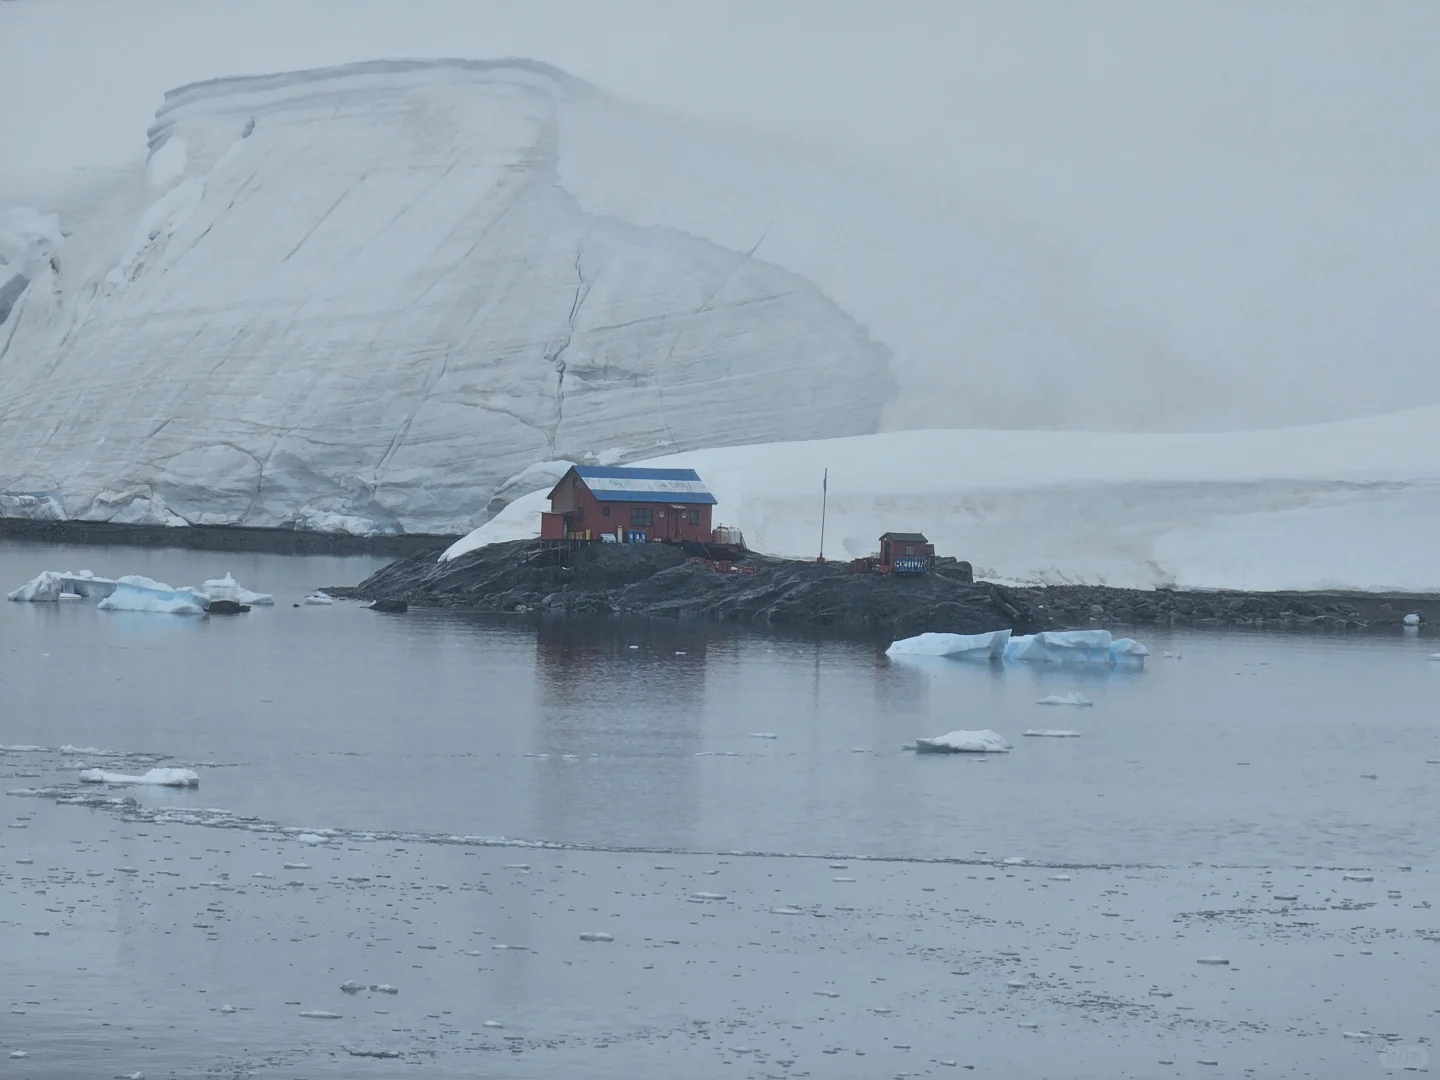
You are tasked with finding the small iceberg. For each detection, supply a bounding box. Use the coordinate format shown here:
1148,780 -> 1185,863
79,767 -> 199,787
913,729 -> 1011,754
303,593 -> 334,605
1004,630 -> 1148,667
1024,729 -> 1081,738
203,572 -> 274,606
1036,692 -> 1093,707
8,569 -> 117,602
886,629 -> 1011,661
1403,613 -> 1420,626
97,575 -> 208,616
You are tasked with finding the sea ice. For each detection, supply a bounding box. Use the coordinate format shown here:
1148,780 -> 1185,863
1036,692 -> 1093,706
303,594 -> 334,605
1024,729 -> 1081,738
97,575 -> 208,615
1004,630 -> 1149,667
78,767 -> 199,787
202,572 -> 274,606
299,1010 -> 342,1020
1403,613 -> 1420,626
579,932 -> 614,942
913,730 -> 1012,754
885,629 -> 1011,661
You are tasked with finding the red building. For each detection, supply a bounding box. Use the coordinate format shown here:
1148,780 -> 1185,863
540,466 -> 717,544
878,531 -> 935,574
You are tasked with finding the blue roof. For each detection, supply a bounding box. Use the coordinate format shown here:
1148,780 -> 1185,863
554,465 -> 718,505
573,466 -> 705,481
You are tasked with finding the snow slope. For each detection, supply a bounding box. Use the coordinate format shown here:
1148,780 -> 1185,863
0,60 -> 889,533
449,404 -> 1440,591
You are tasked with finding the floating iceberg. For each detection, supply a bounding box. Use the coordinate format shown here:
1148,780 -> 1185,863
1036,692 -> 1093,707
913,729 -> 1012,754
1403,613 -> 1421,626
887,629 -> 1145,668
1024,729 -> 1081,738
96,575 -> 208,616
202,572 -> 274,606
1003,630 -> 1148,667
303,593 -> 334,605
886,629 -> 1011,661
79,767 -> 199,787
8,570 -> 118,602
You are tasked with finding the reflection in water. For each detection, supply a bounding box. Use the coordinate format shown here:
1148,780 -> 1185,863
530,618 -> 709,851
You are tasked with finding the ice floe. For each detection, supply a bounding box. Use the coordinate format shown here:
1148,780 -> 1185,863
78,767 -> 199,787
7,569 -> 118,602
97,576 -> 208,615
1403,613 -> 1421,626
1036,692 -> 1093,706
202,572 -> 274,606
888,629 -> 1146,667
1004,630 -> 1149,667
1024,729 -> 1081,738
885,629 -> 1011,661
579,932 -> 614,942
304,593 -> 334,605
913,730 -> 1012,754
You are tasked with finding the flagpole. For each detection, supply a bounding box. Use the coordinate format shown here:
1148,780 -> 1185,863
818,468 -> 828,562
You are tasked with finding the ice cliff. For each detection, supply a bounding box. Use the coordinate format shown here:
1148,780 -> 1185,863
0,60 -> 890,533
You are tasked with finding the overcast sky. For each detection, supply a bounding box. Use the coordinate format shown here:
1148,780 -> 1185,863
2,0 -> 1437,428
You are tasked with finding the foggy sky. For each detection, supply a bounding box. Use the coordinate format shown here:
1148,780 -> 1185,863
2,0 -> 1436,431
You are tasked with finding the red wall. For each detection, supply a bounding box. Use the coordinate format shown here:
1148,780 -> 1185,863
546,475 -> 713,542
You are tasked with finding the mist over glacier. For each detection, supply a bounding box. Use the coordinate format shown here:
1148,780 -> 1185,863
0,61 -> 891,531
1,2 -> 1436,535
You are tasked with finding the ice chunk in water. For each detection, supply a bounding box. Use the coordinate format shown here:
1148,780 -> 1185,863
1004,630 -> 1148,667
7,569 -> 117,602
97,575 -> 208,615
886,629 -> 1011,660
1024,729 -> 1081,738
202,572 -> 274,606
1403,613 -> 1420,626
1036,692 -> 1092,707
303,593 -> 334,605
913,730 -> 1011,754
79,767 -> 198,787
579,932 -> 614,942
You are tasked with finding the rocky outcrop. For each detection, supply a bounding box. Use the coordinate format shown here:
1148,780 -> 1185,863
335,540 -> 1440,638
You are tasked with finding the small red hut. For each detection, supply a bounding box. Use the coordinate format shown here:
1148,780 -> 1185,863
878,531 -> 935,574
540,466 -> 717,544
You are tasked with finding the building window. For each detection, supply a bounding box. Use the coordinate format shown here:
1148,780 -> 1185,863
688,508 -> 701,525
630,506 -> 653,527
576,506 -> 585,524
601,505 -> 611,517
905,544 -> 915,555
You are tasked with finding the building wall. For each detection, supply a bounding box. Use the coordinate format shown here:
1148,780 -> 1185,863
550,483 -> 713,542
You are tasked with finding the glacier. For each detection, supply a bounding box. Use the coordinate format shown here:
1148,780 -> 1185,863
0,60 -> 890,535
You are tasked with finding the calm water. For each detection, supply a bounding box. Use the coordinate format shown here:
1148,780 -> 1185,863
3,540 -> 1438,869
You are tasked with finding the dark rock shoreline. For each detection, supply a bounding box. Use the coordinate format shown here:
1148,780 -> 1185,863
331,539 -> 1439,639
0,518 -> 457,557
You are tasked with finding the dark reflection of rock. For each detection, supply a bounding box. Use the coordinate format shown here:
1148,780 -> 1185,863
529,617 -> 707,850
